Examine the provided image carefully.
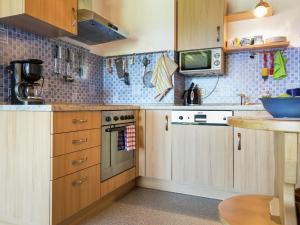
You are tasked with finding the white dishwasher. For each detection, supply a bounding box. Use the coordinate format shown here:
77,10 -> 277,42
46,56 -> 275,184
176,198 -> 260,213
171,110 -> 234,189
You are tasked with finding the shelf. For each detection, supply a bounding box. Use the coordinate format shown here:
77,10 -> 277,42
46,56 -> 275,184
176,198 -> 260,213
225,41 -> 290,53
226,8 -> 273,23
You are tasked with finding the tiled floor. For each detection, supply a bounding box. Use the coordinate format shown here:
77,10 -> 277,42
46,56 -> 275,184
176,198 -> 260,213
80,188 -> 222,225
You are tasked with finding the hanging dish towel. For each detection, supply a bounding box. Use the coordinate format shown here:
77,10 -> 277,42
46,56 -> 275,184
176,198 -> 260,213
117,130 -> 125,151
151,55 -> 178,101
273,50 -> 287,80
125,125 -> 136,151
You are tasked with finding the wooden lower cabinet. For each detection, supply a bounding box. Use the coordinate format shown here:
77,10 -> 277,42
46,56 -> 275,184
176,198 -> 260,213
172,124 -> 233,189
145,110 -> 172,180
52,165 -> 101,225
233,111 -> 275,195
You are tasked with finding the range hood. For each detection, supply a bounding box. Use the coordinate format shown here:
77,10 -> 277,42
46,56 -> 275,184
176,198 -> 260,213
71,9 -> 127,45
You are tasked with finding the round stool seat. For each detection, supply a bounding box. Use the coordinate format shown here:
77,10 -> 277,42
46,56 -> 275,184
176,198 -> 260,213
218,195 -> 279,225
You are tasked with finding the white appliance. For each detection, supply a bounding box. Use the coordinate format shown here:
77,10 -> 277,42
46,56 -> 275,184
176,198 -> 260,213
179,48 -> 224,76
172,110 -> 233,125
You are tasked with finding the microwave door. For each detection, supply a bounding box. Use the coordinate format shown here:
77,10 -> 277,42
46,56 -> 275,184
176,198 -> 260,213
182,51 -> 212,71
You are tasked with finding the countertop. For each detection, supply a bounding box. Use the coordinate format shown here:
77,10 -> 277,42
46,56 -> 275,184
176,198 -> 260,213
0,103 -> 265,112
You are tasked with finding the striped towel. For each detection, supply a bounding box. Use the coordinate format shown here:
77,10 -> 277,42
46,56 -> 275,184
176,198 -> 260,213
151,55 -> 178,101
125,125 -> 136,151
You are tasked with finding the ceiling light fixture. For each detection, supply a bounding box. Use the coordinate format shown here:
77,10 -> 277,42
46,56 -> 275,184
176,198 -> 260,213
254,0 -> 270,18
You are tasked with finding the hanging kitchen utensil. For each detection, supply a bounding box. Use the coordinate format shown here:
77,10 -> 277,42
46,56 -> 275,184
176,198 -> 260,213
142,57 -> 154,88
123,58 -> 130,85
128,55 -> 135,65
269,52 -> 274,76
262,51 -> 269,81
107,58 -> 113,74
63,48 -> 74,82
53,45 -> 59,75
115,58 -> 124,78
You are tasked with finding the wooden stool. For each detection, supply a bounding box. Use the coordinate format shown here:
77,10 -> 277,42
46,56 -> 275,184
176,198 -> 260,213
219,195 -> 280,225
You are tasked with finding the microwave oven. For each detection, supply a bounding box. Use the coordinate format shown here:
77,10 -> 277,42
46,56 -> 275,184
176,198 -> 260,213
179,48 -> 224,76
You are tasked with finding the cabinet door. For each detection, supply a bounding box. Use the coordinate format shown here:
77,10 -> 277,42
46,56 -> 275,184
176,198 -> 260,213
25,0 -> 78,35
234,111 -> 275,195
177,0 -> 225,51
172,125 -> 233,189
145,110 -> 172,180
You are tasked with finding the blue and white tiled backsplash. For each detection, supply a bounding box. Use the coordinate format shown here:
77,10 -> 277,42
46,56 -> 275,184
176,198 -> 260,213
1,23 -> 300,105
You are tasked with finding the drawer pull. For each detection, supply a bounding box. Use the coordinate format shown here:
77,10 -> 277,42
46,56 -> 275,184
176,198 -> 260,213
72,157 -> 88,166
72,176 -> 88,186
72,119 -> 88,124
72,138 -> 88,145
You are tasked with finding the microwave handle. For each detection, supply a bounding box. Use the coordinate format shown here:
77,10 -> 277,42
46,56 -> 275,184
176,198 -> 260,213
217,26 -> 220,43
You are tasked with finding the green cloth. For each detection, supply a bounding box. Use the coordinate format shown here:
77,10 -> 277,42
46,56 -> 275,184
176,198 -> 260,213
273,50 -> 287,80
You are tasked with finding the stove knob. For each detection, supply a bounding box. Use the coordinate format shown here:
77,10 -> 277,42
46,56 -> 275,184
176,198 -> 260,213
113,116 -> 119,121
125,115 -> 129,120
120,116 -> 125,120
105,117 -> 111,122
131,115 -> 135,119
179,116 -> 184,120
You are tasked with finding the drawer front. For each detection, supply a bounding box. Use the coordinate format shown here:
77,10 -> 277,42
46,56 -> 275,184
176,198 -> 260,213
53,112 -> 101,133
53,129 -> 100,157
52,165 -> 100,225
52,147 -> 100,180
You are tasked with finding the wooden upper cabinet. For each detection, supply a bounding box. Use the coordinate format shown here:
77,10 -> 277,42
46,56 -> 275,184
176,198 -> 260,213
145,110 -> 172,180
177,0 -> 226,51
0,0 -> 77,37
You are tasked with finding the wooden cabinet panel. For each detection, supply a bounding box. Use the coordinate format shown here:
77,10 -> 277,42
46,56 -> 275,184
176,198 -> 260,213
52,147 -> 100,180
233,111 -> 275,195
52,165 -> 100,225
52,111 -> 101,134
101,167 -> 136,197
25,0 -> 77,35
172,124 -> 233,188
145,110 -> 172,180
177,0 -> 226,51
52,129 -> 100,157
138,110 -> 146,176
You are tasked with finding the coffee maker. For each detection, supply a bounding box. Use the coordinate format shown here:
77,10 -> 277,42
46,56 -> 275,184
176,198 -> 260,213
8,59 -> 45,105
182,83 -> 202,106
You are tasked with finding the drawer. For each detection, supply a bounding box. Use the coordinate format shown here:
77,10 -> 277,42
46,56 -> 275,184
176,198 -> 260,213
52,147 -> 100,180
52,165 -> 100,225
52,111 -> 101,133
52,129 -> 100,157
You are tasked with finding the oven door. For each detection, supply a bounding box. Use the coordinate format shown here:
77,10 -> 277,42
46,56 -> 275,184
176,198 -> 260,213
101,123 -> 135,181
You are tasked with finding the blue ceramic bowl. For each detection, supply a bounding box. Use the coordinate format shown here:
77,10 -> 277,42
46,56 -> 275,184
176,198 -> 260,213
286,88 -> 300,97
260,97 -> 300,118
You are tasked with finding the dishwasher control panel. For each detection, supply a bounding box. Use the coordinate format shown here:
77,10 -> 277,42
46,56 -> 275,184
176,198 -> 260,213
171,110 -> 233,125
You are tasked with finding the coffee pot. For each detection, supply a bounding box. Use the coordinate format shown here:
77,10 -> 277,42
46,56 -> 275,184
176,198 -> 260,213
7,59 -> 45,105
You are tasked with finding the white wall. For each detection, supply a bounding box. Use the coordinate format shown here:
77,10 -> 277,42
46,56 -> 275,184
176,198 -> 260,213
90,0 -> 175,56
227,0 -> 300,47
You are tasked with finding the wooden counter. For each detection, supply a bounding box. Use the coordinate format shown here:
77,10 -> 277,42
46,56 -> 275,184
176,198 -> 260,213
219,116 -> 300,225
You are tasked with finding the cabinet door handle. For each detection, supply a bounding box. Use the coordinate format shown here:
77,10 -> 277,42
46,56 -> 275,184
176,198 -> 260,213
72,138 -> 88,145
217,26 -> 220,42
72,7 -> 77,27
237,133 -> 241,151
165,115 -> 169,131
72,119 -> 88,124
72,176 -> 88,186
72,157 -> 88,166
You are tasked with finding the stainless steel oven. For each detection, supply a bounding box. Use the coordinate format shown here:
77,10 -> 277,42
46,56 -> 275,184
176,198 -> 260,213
101,111 -> 135,181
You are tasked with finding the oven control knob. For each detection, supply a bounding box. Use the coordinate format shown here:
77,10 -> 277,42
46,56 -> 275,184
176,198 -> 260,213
113,116 -> 119,121
105,117 -> 111,122
179,116 -> 184,120
125,115 -> 129,120
131,115 -> 135,119
120,116 -> 125,120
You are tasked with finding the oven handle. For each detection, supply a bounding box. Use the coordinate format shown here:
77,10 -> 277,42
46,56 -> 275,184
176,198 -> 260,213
105,127 -> 127,132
